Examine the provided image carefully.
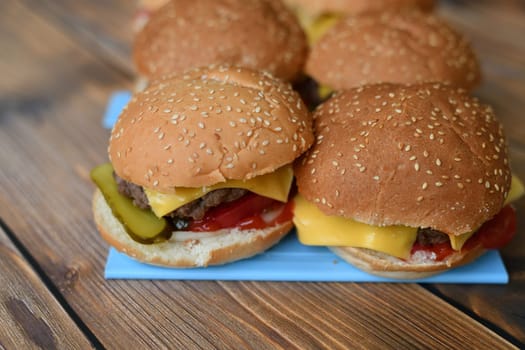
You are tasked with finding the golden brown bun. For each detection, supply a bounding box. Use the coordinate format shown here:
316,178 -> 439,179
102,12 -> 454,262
93,190 -> 293,267
306,10 -> 481,91
137,0 -> 169,12
133,0 -> 307,82
285,0 -> 434,17
295,83 -> 510,236
109,65 -> 314,192
330,244 -> 486,279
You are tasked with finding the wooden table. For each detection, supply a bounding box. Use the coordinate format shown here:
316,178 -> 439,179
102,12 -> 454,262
1,0 -> 524,348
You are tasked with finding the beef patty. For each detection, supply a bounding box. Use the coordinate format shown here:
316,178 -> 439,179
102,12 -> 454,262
416,228 -> 449,246
114,174 -> 247,221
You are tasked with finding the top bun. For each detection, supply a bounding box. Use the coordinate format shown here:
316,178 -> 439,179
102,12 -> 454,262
306,11 -> 481,91
109,65 -> 313,192
284,0 -> 434,17
133,0 -> 307,82
295,83 -> 511,236
137,0 -> 169,12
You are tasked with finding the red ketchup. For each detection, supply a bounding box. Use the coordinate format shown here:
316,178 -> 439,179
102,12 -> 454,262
187,193 -> 294,232
410,205 -> 517,261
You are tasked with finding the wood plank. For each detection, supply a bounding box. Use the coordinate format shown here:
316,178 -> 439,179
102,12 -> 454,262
0,226 -> 93,349
0,0 -> 521,348
17,0 -> 136,76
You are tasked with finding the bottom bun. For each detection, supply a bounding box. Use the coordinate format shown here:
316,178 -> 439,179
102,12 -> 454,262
330,244 -> 487,279
93,190 -> 293,267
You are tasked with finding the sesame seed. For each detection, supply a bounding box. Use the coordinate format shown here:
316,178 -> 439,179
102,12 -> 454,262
153,180 -> 159,187
417,196 -> 424,202
373,176 -> 380,181
435,182 -> 443,187
436,158 -> 442,166
422,182 -> 428,190
414,163 -> 420,171
167,159 -> 174,164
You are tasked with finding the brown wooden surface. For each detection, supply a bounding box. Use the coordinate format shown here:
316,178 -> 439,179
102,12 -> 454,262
0,227 -> 93,349
0,0 -> 524,348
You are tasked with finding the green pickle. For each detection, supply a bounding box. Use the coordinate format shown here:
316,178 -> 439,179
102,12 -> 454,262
90,163 -> 171,244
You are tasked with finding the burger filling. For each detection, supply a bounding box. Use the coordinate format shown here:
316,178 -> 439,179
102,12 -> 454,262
91,163 -> 294,244
294,175 -> 523,262
115,174 -> 247,222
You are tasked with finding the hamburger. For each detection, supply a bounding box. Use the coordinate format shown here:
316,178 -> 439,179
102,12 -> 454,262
91,65 -> 314,267
133,0 -> 307,84
283,0 -> 435,44
293,83 -> 523,279
305,10 -> 481,101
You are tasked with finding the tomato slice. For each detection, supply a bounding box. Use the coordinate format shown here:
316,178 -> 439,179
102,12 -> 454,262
410,241 -> 455,261
187,193 -> 288,232
465,205 -> 517,250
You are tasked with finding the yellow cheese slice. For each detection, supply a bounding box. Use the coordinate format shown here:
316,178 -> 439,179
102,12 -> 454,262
306,14 -> 342,45
293,195 -> 418,259
318,85 -> 334,100
449,231 -> 475,251
144,165 -> 294,218
505,175 -> 524,205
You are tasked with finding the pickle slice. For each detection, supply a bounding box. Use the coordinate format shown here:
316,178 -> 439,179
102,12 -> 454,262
90,163 -> 169,242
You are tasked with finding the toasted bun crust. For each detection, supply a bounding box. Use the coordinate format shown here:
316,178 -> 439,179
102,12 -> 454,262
93,190 -> 293,267
137,0 -> 169,12
109,65 -> 313,191
295,83 -> 510,236
330,244 -> 486,279
306,11 -> 481,91
133,0 -> 307,82
285,0 -> 434,17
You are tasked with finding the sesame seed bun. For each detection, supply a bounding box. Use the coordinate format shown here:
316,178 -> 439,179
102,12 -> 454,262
294,83 -> 511,276
306,11 -> 481,91
284,0 -> 434,17
295,83 -> 510,236
329,244 -> 486,279
133,0 -> 308,82
93,190 -> 293,267
109,65 -> 313,192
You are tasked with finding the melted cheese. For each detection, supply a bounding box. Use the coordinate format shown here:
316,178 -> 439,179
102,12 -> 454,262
449,231 -> 475,251
304,13 -> 341,45
144,165 -> 294,217
293,195 -> 418,259
318,85 -> 334,100
505,175 -> 524,205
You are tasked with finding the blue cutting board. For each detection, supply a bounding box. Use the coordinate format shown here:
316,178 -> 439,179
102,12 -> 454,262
102,92 -> 509,283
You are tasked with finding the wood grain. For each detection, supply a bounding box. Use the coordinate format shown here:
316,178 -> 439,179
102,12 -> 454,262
0,227 -> 93,349
0,0 -> 523,348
